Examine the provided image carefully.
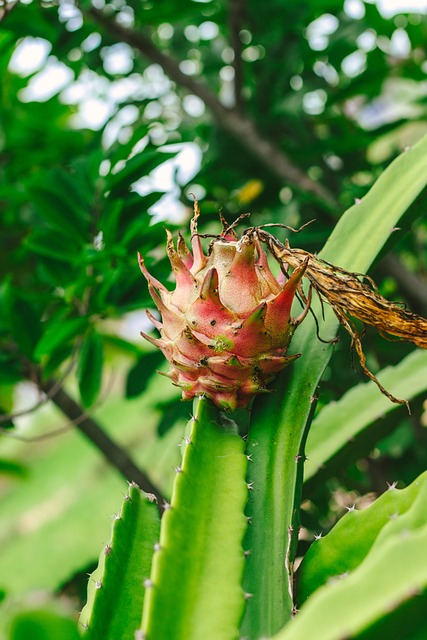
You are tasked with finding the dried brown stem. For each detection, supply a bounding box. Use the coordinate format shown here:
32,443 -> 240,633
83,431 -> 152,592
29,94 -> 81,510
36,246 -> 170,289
253,229 -> 427,407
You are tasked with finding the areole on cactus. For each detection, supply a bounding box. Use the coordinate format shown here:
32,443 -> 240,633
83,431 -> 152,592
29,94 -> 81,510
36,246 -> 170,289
139,201 -> 310,412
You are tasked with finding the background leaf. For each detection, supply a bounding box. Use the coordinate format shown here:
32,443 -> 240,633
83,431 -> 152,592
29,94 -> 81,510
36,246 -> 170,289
78,331 -> 104,409
80,484 -> 160,640
34,318 -> 88,361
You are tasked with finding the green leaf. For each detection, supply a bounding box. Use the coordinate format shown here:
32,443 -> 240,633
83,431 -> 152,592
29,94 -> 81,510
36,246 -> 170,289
42,345 -> 75,379
77,330 -> 104,409
1,284 -> 43,360
0,459 -> 27,477
34,317 -> 88,361
140,398 -> 248,640
25,230 -> 80,263
0,365 -> 22,386
29,171 -> 90,242
80,484 -> 160,640
304,349 -> 427,483
125,351 -> 165,398
242,133 -> 427,638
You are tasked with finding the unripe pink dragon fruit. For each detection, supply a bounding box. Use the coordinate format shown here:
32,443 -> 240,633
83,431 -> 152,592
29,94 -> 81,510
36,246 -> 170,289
139,203 -> 310,412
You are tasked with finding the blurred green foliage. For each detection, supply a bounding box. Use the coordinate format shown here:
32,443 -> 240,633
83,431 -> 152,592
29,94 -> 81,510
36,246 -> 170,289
0,0 -> 426,631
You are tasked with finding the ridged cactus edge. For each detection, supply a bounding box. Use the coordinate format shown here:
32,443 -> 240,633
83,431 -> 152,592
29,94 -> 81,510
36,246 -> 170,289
79,483 -> 160,640
139,397 -> 249,640
274,472 -> 427,640
298,470 -> 427,603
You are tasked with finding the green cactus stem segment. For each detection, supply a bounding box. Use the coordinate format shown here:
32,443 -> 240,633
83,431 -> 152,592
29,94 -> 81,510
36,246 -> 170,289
241,134 -> 427,639
298,470 -> 427,604
274,473 -> 427,640
79,484 -> 160,640
139,397 -> 248,640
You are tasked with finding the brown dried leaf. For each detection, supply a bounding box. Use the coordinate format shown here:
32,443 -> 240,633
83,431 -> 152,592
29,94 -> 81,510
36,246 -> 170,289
254,229 -> 427,408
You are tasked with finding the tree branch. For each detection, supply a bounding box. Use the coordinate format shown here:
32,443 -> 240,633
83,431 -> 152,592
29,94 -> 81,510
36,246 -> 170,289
86,6 -> 336,207
42,379 -> 164,511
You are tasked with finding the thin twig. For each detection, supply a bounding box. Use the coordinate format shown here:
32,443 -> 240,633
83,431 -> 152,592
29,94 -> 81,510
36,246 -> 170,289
254,219 -> 316,234
0,409 -> 97,442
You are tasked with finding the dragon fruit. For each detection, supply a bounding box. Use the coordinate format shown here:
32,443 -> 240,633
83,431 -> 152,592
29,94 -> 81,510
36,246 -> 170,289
139,202 -> 310,412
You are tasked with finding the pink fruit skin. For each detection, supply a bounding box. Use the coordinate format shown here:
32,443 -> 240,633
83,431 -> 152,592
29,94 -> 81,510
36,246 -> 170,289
139,208 -> 309,412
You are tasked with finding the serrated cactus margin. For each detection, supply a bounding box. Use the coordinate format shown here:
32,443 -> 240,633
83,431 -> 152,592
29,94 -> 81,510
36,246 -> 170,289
138,397 -> 248,640
274,474 -> 427,640
298,470 -> 427,604
79,483 -> 160,640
